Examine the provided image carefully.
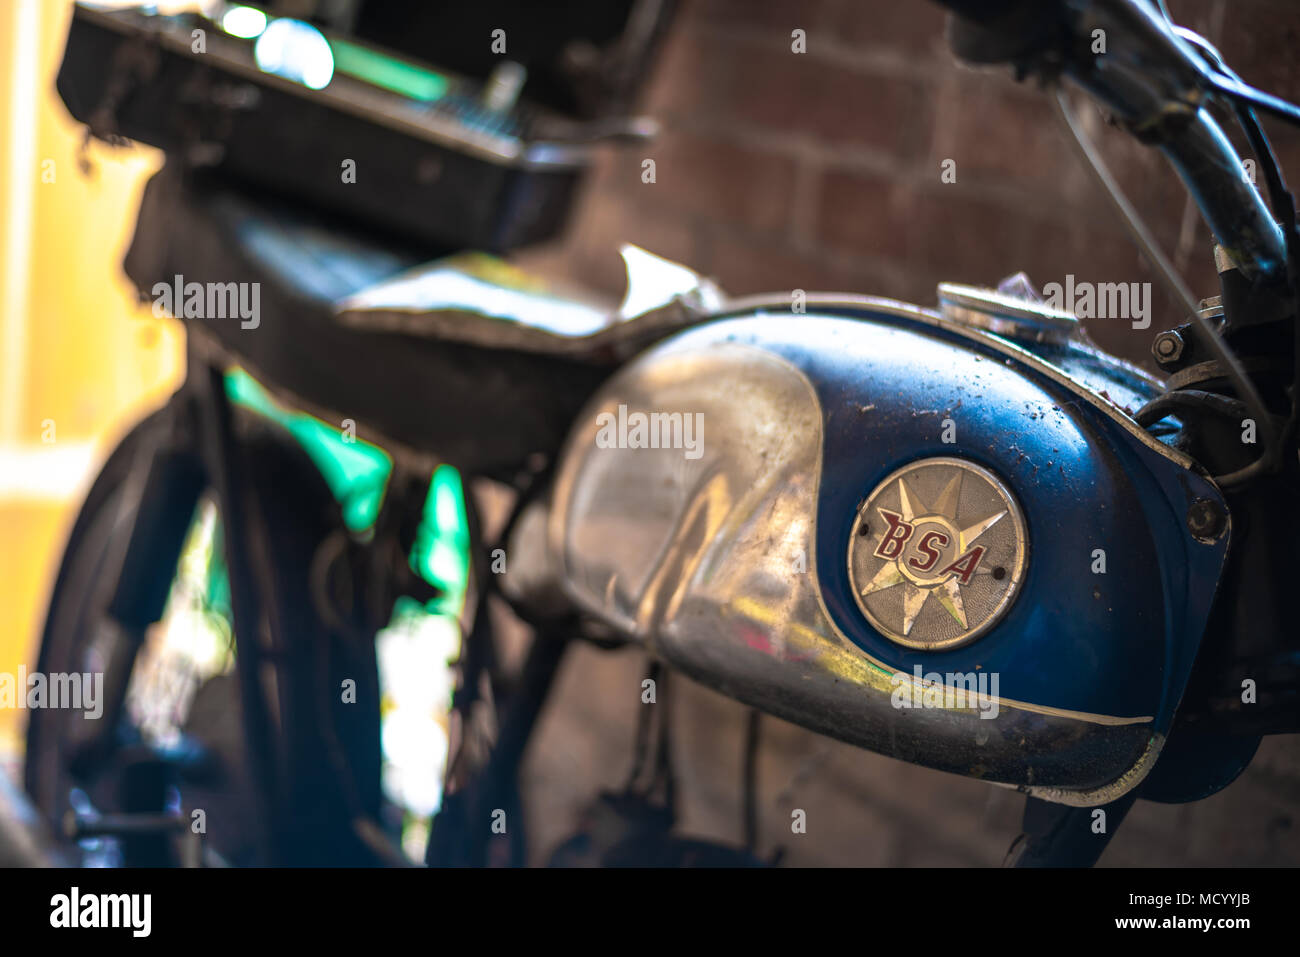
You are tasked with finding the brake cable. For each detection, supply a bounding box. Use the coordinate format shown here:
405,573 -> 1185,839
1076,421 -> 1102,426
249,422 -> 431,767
1171,24 -> 1300,457
1053,84 -> 1281,488
1163,12 -> 1300,461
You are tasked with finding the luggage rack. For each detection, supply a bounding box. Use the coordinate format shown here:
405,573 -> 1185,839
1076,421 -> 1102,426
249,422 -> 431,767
57,1 -> 669,251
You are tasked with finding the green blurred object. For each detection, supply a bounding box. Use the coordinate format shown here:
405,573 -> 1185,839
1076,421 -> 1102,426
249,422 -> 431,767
223,368 -> 470,611
415,465 -> 471,616
132,369 -> 472,859
225,367 -> 390,532
328,37 -> 450,102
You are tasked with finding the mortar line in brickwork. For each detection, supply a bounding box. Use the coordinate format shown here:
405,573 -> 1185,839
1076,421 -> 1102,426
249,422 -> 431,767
689,22 -> 942,84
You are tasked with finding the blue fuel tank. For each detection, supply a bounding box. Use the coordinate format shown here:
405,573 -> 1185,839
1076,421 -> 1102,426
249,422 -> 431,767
535,293 -> 1231,805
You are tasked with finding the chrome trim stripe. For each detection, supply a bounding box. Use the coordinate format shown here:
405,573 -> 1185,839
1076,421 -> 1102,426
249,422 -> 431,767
1023,734 -> 1166,807
729,596 -> 1153,727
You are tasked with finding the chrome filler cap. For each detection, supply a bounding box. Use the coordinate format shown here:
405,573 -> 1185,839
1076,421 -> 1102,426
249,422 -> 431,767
938,276 -> 1080,344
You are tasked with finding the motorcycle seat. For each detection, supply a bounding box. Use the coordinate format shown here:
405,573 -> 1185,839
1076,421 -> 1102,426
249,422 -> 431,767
123,163 -> 716,474
335,244 -> 723,361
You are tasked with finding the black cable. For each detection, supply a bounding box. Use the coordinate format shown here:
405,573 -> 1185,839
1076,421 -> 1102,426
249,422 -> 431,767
653,679 -> 677,816
1232,98 -> 1300,449
1170,20 -> 1300,455
1135,389 -> 1251,428
742,709 -> 761,852
1208,72 -> 1300,131
1168,18 -> 1300,129
625,661 -> 661,794
1054,86 -> 1279,487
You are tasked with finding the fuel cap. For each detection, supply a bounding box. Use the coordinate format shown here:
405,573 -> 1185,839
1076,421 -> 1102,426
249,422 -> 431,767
938,279 -> 1080,344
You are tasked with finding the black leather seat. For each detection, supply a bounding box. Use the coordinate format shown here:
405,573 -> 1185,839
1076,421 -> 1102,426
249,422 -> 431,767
124,164 -> 628,475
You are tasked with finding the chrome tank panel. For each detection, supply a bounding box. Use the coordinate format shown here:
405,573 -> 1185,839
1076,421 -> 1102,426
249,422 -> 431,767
541,298 -> 1231,804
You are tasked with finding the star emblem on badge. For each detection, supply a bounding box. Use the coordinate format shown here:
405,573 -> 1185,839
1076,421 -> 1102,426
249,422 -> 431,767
848,458 -> 1028,650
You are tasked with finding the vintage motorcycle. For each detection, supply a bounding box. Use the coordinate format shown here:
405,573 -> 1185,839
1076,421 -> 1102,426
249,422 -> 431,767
21,0 -> 1300,867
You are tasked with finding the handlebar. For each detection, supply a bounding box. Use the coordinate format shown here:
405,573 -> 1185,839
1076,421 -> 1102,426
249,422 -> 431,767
934,0 -> 1287,283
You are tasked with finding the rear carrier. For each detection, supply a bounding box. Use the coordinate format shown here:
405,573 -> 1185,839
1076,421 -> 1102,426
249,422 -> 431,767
56,0 -> 673,252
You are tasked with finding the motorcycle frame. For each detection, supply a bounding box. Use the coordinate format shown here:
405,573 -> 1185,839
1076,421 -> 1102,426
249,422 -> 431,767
31,0 -> 1300,869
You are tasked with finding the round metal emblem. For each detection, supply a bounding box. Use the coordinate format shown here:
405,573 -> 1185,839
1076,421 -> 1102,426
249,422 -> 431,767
847,457 -> 1027,650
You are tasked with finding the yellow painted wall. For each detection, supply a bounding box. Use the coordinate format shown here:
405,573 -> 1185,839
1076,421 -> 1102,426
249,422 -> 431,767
0,0 -> 185,752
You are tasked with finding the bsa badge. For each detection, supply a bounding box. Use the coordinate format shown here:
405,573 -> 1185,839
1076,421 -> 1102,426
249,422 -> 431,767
847,457 -> 1027,650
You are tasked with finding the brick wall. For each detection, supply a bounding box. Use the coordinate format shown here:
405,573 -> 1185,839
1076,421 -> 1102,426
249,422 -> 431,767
515,0 -> 1300,866
525,0 -> 1300,367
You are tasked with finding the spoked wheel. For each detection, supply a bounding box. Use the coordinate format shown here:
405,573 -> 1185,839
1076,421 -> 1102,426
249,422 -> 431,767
24,410 -> 242,864
25,407 -> 385,866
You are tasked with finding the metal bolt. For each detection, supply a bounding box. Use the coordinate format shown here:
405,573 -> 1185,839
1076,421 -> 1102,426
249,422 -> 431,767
1186,499 -> 1226,542
1153,329 -> 1185,365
